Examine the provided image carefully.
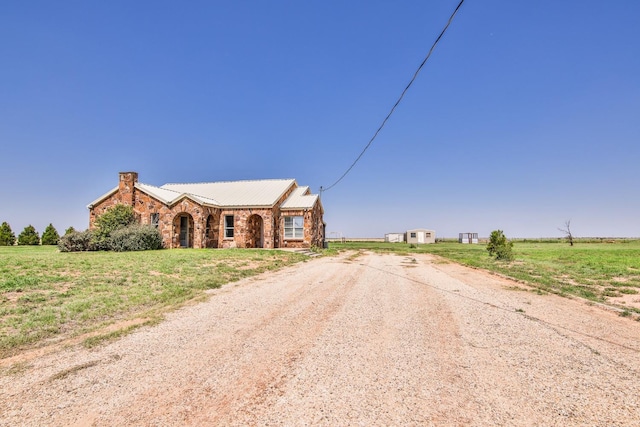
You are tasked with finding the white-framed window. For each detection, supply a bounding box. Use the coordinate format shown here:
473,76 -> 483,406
224,215 -> 234,238
150,213 -> 160,228
410,232 -> 417,238
284,216 -> 304,239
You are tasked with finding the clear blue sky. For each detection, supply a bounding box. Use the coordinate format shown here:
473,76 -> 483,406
1,1 -> 638,238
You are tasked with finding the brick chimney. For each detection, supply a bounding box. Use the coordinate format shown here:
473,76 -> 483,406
119,171 -> 138,206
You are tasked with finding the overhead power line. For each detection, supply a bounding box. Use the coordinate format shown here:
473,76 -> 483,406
321,0 -> 466,194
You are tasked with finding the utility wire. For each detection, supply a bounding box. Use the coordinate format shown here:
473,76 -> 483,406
321,0 -> 466,194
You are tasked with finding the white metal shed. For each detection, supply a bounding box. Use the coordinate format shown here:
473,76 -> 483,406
385,233 -> 405,243
406,229 -> 436,244
459,232 -> 479,244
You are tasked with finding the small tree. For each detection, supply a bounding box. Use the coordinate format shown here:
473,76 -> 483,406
17,225 -> 40,246
93,204 -> 136,249
41,223 -> 60,245
558,220 -> 574,246
64,226 -> 76,235
0,222 -> 16,246
486,229 -> 514,261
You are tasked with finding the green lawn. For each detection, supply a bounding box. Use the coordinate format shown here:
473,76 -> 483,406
0,246 -> 306,357
331,240 -> 640,313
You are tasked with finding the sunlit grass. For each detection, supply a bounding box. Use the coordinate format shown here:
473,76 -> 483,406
0,246 -> 306,357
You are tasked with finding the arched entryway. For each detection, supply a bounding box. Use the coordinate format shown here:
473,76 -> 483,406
173,213 -> 194,248
247,214 -> 264,248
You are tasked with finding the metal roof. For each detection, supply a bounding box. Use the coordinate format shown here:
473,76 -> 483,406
88,177 -> 320,210
136,183 -> 221,206
87,187 -> 119,208
281,186 -> 319,210
160,179 -> 297,207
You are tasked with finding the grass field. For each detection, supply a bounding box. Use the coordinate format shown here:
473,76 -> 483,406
0,246 -> 306,358
331,240 -> 640,316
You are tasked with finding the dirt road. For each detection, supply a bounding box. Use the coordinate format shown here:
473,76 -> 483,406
2,252 -> 639,426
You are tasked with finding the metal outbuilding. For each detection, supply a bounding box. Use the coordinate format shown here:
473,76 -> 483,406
459,232 -> 479,244
406,229 -> 436,244
385,233 -> 405,243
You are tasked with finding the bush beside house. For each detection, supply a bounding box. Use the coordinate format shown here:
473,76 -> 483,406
58,204 -> 162,252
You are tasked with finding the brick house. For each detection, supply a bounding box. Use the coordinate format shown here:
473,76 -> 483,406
88,172 -> 325,249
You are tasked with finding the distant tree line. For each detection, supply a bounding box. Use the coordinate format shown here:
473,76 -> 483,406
0,222 -> 65,246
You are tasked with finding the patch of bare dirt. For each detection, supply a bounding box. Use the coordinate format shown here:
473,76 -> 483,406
147,270 -> 181,279
608,293 -> 640,310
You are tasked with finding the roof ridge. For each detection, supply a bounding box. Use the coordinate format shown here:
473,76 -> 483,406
137,182 -> 221,205
182,192 -> 221,205
162,178 -> 295,186
137,182 -> 182,194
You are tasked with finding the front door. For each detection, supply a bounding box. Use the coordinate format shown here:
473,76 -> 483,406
247,214 -> 263,248
179,216 -> 189,247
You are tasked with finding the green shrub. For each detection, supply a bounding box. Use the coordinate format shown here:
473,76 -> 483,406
108,224 -> 163,252
17,225 -> 40,246
58,230 -> 96,252
41,224 -> 60,245
494,244 -> 514,261
93,204 -> 136,250
64,226 -> 76,235
487,229 -> 514,261
0,222 -> 16,246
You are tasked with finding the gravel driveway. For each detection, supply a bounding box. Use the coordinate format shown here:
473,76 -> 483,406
2,251 -> 639,426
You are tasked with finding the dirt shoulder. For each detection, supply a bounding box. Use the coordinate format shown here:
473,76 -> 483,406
1,252 -> 639,426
